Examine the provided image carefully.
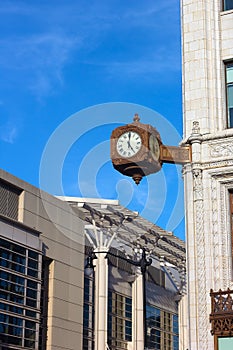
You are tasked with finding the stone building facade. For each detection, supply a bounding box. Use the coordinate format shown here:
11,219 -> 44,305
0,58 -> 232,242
180,1 -> 233,349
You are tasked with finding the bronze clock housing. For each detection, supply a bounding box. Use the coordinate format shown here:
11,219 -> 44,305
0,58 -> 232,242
110,114 -> 162,184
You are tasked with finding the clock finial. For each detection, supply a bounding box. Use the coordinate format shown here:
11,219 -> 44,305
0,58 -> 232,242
132,173 -> 143,185
133,113 -> 140,123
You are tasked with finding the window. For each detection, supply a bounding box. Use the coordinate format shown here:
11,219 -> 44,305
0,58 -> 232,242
0,237 -> 41,349
83,274 -> 94,350
146,305 -> 179,350
108,291 -> 132,349
223,0 -> 233,11
226,63 -> 233,128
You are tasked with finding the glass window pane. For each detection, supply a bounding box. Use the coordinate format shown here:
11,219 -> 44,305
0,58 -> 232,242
1,333 -> 22,346
226,65 -> 233,127
224,0 -> 233,11
28,258 -> 38,269
13,244 -> 26,256
227,66 -> 233,83
25,320 -> 36,330
27,288 -> 37,299
25,339 -> 35,348
218,337 -> 233,349
27,268 -> 38,278
28,250 -> 38,260
26,298 -> 37,308
173,335 -> 179,350
27,280 -> 37,290
173,314 -> 179,334
26,309 -> 37,318
228,85 -> 233,108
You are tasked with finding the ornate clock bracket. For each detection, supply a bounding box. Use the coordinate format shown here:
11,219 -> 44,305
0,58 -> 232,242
110,114 -> 191,184
160,145 -> 191,165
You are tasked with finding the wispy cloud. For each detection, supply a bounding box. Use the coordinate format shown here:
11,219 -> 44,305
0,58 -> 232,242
106,53 -> 180,79
0,32 -> 80,99
0,0 -> 180,97
0,124 -> 18,144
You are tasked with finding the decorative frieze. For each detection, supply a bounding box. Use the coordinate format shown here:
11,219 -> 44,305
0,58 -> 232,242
202,160 -> 233,170
210,142 -> 233,158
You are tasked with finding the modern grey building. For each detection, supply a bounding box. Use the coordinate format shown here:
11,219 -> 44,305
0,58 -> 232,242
0,169 -> 185,350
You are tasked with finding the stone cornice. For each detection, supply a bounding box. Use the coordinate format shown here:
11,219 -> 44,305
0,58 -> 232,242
182,128 -> 233,146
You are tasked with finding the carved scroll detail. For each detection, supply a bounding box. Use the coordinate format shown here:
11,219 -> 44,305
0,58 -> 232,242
193,168 -> 203,201
192,167 -> 208,348
211,178 -> 220,288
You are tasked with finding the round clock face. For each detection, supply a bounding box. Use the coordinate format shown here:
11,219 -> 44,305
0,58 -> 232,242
116,131 -> 142,158
149,134 -> 160,160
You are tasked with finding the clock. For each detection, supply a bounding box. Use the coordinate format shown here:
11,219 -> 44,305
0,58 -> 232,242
110,114 -> 163,184
149,134 -> 160,161
116,131 -> 142,158
111,114 -> 191,184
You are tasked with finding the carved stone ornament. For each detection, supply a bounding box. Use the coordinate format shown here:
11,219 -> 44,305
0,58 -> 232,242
192,120 -> 201,135
211,178 -> 220,286
192,168 -> 203,201
210,143 -> 233,158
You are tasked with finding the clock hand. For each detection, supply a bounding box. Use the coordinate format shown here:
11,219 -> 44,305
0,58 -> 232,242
127,140 -> 135,152
129,144 -> 135,153
127,132 -> 131,149
127,132 -> 133,150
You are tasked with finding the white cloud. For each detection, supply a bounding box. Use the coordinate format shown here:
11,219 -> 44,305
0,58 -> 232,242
0,124 -> 17,144
0,0 -> 180,97
0,33 -> 80,99
107,55 -> 180,78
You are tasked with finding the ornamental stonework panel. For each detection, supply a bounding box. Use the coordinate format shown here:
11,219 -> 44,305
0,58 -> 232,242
201,138 -> 233,164
210,142 -> 233,158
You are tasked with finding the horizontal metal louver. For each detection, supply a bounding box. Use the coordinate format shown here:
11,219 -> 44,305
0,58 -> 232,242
0,180 -> 22,220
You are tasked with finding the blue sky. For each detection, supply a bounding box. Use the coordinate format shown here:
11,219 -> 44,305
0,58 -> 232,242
0,1 -> 184,239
